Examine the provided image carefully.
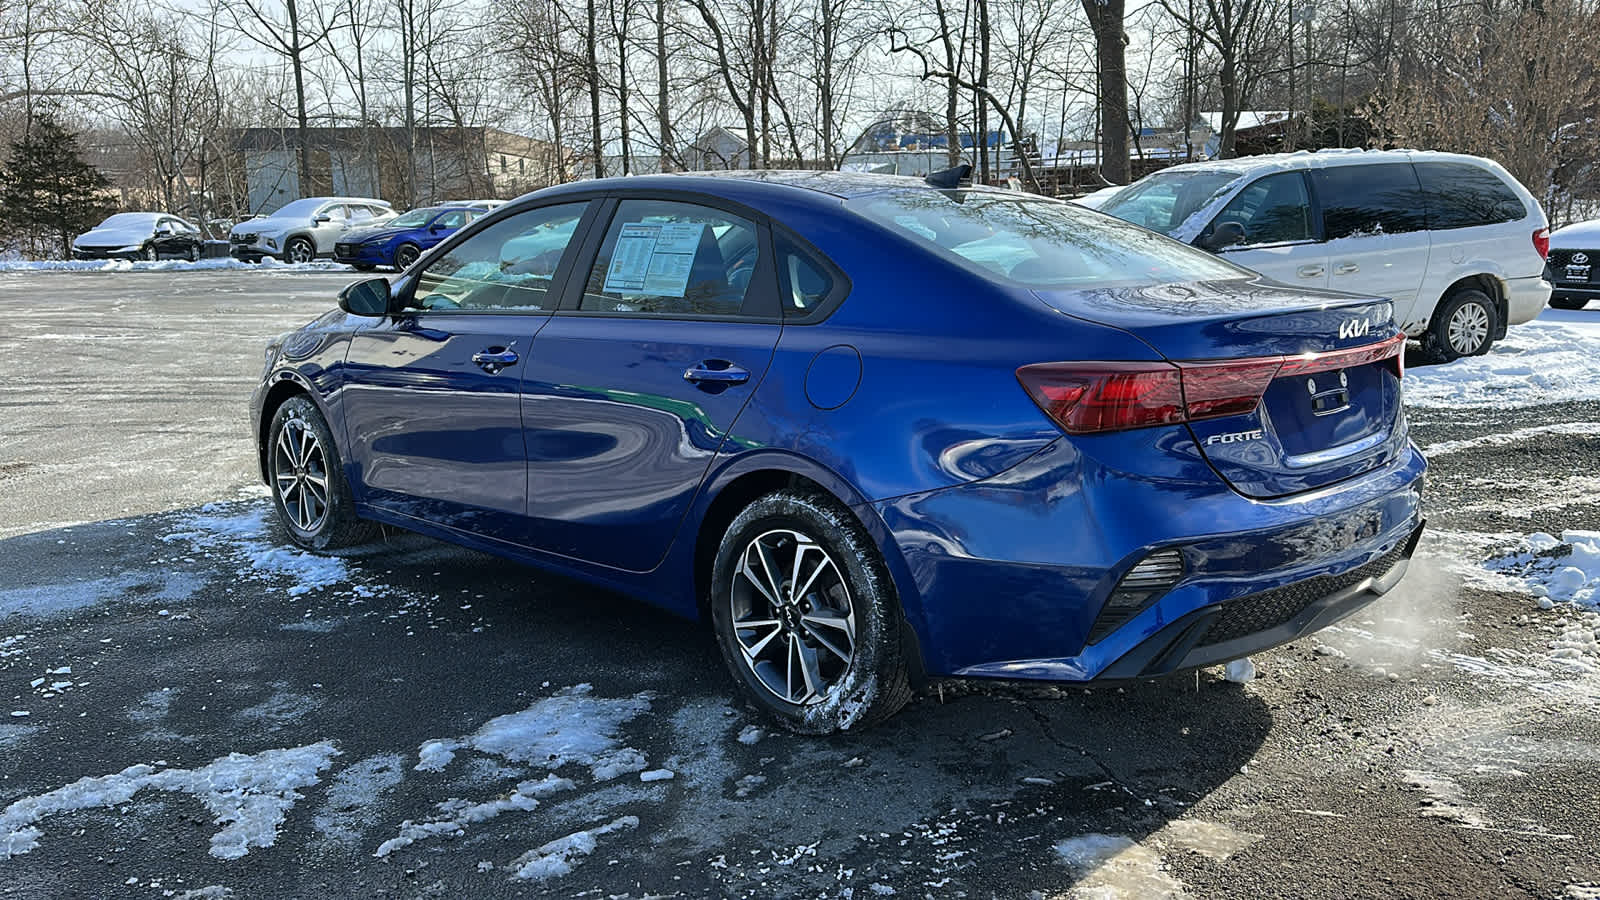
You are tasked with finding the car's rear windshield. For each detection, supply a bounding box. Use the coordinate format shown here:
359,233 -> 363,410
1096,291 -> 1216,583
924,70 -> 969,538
848,190 -> 1247,289
1100,170 -> 1241,235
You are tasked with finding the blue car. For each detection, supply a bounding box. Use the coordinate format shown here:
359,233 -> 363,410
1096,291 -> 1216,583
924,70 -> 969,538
333,205 -> 487,271
251,170 -> 1425,733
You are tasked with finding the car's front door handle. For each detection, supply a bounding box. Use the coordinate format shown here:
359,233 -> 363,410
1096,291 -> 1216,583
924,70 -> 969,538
1297,264 -> 1325,278
683,362 -> 750,385
1335,262 -> 1360,275
472,347 -> 519,374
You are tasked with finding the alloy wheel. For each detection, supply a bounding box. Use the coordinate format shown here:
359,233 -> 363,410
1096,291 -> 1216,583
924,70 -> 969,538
395,245 -> 420,269
1447,302 -> 1489,355
273,417 -> 330,533
728,528 -> 856,706
287,240 -> 315,263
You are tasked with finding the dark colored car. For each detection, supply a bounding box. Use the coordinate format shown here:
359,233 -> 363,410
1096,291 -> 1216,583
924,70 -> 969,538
333,205 -> 486,271
72,213 -> 205,261
251,171 -> 1426,733
1547,219 -> 1600,310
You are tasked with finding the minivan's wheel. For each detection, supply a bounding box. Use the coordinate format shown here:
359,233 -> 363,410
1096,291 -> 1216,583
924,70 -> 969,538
1423,288 -> 1497,362
393,243 -> 421,270
710,490 -> 912,734
267,396 -> 377,550
285,237 -> 316,264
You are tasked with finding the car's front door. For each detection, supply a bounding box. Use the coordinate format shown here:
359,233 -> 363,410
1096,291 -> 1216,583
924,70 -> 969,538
519,196 -> 783,571
311,203 -> 353,253
421,209 -> 472,251
339,200 -> 595,542
1203,171 -> 1329,289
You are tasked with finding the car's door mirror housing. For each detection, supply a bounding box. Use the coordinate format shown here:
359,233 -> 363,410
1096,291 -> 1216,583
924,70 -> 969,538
338,277 -> 393,317
1202,221 -> 1247,251
314,214 -> 332,225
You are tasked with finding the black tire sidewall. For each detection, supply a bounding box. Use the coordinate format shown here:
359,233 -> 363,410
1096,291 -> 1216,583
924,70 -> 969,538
287,238 -> 314,263
268,396 -> 356,550
395,244 -> 420,270
709,491 -> 907,734
1427,289 -> 1497,361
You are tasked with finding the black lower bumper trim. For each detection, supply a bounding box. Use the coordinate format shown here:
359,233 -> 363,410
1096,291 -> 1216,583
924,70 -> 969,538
1100,521 -> 1425,680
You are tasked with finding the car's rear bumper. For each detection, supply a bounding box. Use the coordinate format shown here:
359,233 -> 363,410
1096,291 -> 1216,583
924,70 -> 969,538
1506,274 -> 1552,325
873,427 -> 1427,681
1549,283 -> 1600,303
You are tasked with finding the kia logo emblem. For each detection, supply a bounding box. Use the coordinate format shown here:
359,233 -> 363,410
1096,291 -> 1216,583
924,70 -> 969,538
1338,318 -> 1371,339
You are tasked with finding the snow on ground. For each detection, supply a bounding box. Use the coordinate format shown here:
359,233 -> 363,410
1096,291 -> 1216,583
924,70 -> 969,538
1481,532 -> 1600,672
1052,820 -> 1261,899
162,505 -> 349,598
1405,321 -> 1600,408
0,258 -> 353,273
508,815 -> 640,881
0,742 -> 339,860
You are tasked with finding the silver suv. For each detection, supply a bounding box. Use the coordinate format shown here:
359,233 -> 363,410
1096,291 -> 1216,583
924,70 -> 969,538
229,197 -> 394,263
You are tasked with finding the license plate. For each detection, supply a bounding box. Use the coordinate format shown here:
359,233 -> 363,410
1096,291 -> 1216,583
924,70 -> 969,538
1567,264 -> 1592,282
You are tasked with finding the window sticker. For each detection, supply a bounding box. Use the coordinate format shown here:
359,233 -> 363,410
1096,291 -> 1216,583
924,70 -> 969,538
602,222 -> 706,298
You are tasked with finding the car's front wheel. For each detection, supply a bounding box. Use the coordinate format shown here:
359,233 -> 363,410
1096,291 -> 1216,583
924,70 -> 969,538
394,243 -> 421,270
267,396 -> 376,550
1423,288 -> 1497,362
141,244 -> 157,261
185,243 -> 200,262
710,490 -> 913,734
285,237 -> 316,264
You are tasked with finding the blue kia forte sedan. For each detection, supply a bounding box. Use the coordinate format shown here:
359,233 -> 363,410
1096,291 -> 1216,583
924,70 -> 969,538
251,169 -> 1426,733
333,204 -> 487,271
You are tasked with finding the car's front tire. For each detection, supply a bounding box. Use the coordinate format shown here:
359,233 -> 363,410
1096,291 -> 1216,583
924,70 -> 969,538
185,244 -> 200,262
394,243 -> 421,270
141,244 -> 157,261
285,237 -> 316,264
267,396 -> 376,551
709,490 -> 913,734
1423,288 -> 1497,362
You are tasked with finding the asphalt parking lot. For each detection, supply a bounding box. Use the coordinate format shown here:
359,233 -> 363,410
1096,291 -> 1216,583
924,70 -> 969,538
2,267 -> 1599,899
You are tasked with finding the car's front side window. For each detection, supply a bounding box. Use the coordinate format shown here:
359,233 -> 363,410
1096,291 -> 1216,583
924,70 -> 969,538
411,202 -> 588,312
579,199 -> 761,318
1208,172 -> 1314,247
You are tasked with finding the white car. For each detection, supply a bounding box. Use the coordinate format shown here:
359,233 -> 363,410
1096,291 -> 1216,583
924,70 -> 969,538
1547,219 -> 1600,310
1098,149 -> 1552,361
229,196 -> 394,263
1068,184 -> 1125,210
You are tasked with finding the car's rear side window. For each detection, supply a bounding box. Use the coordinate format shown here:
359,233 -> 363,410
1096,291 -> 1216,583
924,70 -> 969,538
412,202 -> 588,312
580,199 -> 761,317
1415,162 -> 1527,229
849,190 -> 1246,288
775,234 -> 835,317
1311,164 -> 1427,239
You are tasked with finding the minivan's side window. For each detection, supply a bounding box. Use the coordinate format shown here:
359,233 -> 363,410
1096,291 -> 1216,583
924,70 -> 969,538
1416,162 -> 1526,229
775,235 -> 835,317
581,199 -> 761,317
1209,172 -> 1314,246
412,202 -> 587,311
1311,164 -> 1427,239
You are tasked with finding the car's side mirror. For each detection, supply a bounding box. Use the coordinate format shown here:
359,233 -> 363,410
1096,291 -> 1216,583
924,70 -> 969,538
1201,221 -> 1247,251
338,278 -> 393,317
314,214 -> 332,224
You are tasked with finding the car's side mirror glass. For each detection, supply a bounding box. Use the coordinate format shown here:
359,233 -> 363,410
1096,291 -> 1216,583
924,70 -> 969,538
338,277 -> 392,317
1202,221 -> 1247,251
314,214 -> 332,224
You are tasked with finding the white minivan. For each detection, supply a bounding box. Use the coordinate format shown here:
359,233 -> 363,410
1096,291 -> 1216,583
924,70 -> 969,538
1098,149 -> 1552,361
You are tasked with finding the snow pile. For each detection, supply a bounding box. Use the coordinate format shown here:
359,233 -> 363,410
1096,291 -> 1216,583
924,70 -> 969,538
162,505 -> 349,598
1482,532 -> 1600,670
0,742 -> 338,860
412,684 -> 652,779
508,815 -> 638,881
1405,322 -> 1600,408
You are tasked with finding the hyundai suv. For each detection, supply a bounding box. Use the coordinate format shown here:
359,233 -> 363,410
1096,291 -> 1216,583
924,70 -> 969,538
1099,150 -> 1552,361
230,197 -> 394,263
1547,219 -> 1600,310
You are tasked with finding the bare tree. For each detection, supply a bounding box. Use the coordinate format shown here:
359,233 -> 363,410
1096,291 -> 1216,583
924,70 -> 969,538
225,0 -> 339,192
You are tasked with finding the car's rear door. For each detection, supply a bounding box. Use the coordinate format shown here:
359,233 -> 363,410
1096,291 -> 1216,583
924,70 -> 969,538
518,195 -> 783,571
339,200 -> 598,542
1309,163 -> 1432,329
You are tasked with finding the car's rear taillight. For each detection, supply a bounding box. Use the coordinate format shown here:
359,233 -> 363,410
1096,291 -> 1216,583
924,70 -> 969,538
1018,333 -> 1405,435
1534,227 -> 1550,260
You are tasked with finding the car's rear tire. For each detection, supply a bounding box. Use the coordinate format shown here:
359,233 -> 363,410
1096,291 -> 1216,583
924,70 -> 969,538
709,490 -> 913,734
285,237 -> 316,264
141,244 -> 157,261
1550,296 -> 1588,310
267,396 -> 377,551
1422,288 -> 1497,362
394,243 -> 421,270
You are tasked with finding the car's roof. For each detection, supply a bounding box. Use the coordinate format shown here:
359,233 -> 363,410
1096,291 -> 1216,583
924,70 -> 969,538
1147,148 -> 1506,179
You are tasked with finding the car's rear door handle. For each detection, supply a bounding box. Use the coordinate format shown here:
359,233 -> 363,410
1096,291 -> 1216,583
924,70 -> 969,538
1297,264 -> 1325,278
683,361 -> 750,385
1335,262 -> 1360,275
472,347 -> 519,374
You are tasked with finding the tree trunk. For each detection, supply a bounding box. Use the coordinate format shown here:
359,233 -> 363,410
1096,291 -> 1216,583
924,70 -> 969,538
587,0 -> 603,178
1082,0 -> 1128,184
287,0 -> 313,193
656,0 -> 670,170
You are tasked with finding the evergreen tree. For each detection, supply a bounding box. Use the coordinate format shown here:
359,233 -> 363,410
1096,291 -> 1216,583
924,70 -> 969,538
0,112 -> 115,259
